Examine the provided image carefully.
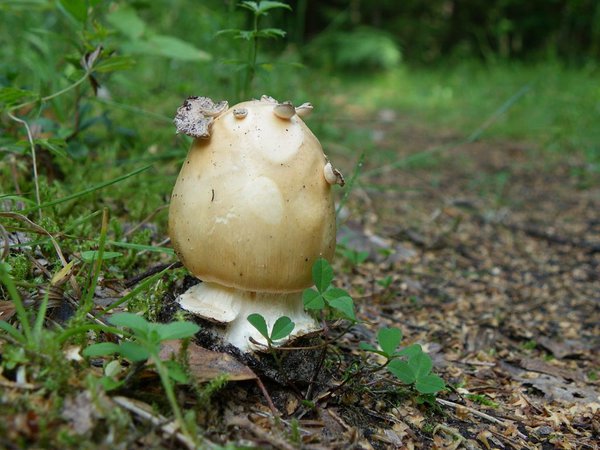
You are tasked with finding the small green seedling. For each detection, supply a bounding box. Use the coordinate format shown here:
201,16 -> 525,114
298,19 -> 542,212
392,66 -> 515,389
377,275 -> 394,289
465,393 -> 499,408
83,313 -> 200,444
247,314 -> 295,370
302,258 -> 356,321
336,239 -> 369,268
247,313 -> 295,347
217,0 -> 292,98
360,327 -> 446,395
0,261 -> 50,349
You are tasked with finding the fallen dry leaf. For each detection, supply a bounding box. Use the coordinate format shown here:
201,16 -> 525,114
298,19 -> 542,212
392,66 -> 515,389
159,340 -> 257,382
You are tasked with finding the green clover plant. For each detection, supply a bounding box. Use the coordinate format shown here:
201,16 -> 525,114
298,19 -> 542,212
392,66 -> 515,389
302,258 -> 356,321
360,327 -> 446,395
247,258 -> 445,398
82,313 -> 200,445
247,313 -> 295,348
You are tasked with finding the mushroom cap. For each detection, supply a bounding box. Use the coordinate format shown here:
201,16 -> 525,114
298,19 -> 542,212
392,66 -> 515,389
169,99 -> 336,293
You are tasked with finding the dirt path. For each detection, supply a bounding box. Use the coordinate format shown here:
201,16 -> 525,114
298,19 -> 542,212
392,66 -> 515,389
164,114 -> 599,448
323,114 -> 600,448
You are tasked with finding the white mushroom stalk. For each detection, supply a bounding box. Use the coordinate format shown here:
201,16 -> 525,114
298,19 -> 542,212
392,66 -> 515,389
169,95 -> 343,352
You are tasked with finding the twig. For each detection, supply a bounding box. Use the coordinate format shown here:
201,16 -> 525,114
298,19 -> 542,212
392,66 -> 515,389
229,416 -> 296,450
124,262 -> 181,289
454,359 -> 497,367
432,424 -> 465,449
503,222 -> 600,254
305,315 -> 332,401
0,223 -> 9,261
0,376 -> 38,390
305,344 -> 328,401
0,212 -> 67,267
254,377 -> 279,417
7,113 -> 41,219
488,427 -> 529,450
436,398 -> 528,440
113,395 -> 218,449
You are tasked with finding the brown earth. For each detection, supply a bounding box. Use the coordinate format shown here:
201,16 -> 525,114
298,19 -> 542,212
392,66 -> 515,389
189,112 -> 599,449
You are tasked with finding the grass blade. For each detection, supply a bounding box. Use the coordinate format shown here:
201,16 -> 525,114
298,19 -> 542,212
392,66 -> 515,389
21,165 -> 151,213
79,208 -> 109,316
101,265 -> 173,314
0,263 -> 33,343
0,320 -> 26,343
336,152 -> 364,218
107,241 -> 176,256
33,290 -> 50,340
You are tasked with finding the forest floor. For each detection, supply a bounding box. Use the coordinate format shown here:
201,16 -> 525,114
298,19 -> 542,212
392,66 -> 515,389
161,108 -> 600,449
2,104 -> 599,450
317,110 -> 600,449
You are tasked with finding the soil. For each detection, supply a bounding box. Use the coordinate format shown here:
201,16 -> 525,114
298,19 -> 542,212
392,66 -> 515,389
162,111 -> 599,449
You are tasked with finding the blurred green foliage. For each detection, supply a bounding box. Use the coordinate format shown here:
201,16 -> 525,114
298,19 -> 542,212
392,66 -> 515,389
306,26 -> 401,71
292,0 -> 600,63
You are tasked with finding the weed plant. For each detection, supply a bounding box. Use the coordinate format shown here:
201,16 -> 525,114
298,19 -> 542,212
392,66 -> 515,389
248,258 -> 446,397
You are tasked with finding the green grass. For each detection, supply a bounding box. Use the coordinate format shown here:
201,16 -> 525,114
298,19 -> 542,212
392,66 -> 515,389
346,61 -> 600,163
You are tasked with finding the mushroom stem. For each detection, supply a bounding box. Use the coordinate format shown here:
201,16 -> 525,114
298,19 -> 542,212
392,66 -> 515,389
177,282 -> 318,351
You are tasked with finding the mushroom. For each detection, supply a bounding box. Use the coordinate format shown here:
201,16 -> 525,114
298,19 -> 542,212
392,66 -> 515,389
169,95 -> 342,351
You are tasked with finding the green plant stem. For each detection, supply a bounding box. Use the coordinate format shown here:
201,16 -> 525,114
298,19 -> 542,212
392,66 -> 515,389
6,210 -> 102,251
152,355 -> 197,445
21,165 -> 151,214
33,291 -> 49,341
0,263 -> 33,343
99,265 -> 173,315
56,324 -> 123,344
7,113 -> 41,219
267,341 -> 286,374
80,208 -> 109,315
336,152 -> 364,219
243,12 -> 260,98
364,84 -> 531,178
10,70 -> 93,112
318,358 -> 392,404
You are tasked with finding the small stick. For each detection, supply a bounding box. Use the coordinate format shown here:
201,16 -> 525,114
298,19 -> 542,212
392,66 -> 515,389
0,212 -> 81,297
124,262 -> 181,288
113,395 -> 219,449
229,416 -> 296,450
0,377 -> 37,390
454,359 -> 497,367
436,398 -> 527,441
254,376 -> 279,417
0,224 -> 9,261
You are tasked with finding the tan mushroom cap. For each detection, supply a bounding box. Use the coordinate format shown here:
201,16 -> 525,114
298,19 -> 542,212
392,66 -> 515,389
169,99 -> 336,293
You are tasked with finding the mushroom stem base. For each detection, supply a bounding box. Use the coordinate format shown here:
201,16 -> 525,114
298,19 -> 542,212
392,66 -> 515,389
177,282 -> 318,351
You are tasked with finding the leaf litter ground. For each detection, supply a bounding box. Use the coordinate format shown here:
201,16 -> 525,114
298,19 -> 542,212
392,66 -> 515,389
160,111 -> 599,448
1,108 -> 599,449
